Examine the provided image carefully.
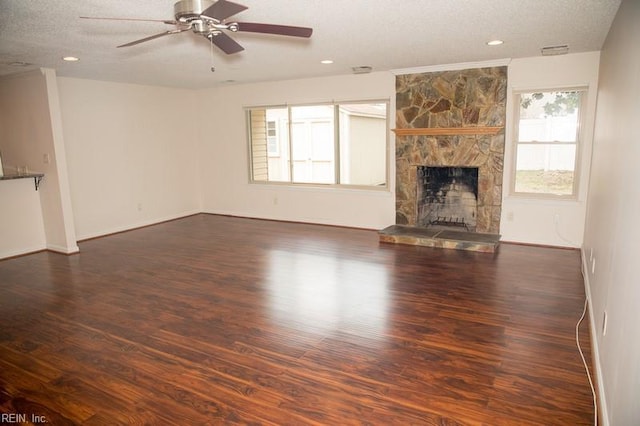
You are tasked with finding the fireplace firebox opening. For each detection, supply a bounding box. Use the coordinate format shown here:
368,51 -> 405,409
416,166 -> 479,232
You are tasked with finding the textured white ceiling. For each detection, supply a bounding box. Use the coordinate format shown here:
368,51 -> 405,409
0,0 -> 621,89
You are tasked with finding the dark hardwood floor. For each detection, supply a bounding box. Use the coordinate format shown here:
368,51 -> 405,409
0,214 -> 594,425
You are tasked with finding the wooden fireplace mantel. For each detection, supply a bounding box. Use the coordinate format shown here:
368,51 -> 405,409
392,127 -> 503,136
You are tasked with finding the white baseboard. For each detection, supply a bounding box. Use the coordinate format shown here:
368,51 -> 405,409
2,211 -> 201,259
203,208 -> 332,226
0,244 -> 47,260
76,210 -> 201,242
581,247 -> 610,426
47,243 -> 80,255
202,208 -> 380,230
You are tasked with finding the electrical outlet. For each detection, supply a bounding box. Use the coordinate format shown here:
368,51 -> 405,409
591,258 -> 596,275
602,311 -> 608,335
137,203 -> 142,212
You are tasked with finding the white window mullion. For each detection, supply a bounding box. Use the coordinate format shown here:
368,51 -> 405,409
334,104 -> 341,184
287,106 -> 294,183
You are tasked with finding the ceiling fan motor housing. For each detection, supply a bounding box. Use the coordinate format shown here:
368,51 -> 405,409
174,0 -> 215,22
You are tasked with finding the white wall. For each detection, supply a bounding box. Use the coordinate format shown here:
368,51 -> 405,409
196,61 -> 602,238
57,77 -> 202,240
0,56 -> 611,255
0,69 -> 78,255
42,69 -> 80,253
583,0 -> 640,424
197,73 -> 396,230
500,52 -> 601,247
0,179 -> 47,258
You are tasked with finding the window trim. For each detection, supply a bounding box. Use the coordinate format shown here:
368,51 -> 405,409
246,99 -> 390,191
510,87 -> 587,200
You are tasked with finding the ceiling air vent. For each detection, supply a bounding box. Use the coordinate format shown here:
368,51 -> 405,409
541,45 -> 569,56
352,66 -> 373,74
8,61 -> 32,67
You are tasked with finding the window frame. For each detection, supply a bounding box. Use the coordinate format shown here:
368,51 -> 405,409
510,87 -> 587,200
246,99 -> 390,190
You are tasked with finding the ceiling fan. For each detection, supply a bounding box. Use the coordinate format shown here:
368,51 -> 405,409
81,0 -> 313,55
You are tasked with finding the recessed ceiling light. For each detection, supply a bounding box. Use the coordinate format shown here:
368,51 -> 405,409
486,40 -> 504,46
320,60 -> 334,64
62,56 -> 79,62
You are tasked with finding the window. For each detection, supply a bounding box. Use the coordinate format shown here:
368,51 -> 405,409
247,101 -> 388,187
512,89 -> 585,197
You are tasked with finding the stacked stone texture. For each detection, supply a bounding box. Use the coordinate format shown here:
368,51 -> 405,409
395,66 -> 507,234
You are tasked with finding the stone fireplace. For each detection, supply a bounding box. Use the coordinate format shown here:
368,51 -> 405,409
380,66 -> 507,252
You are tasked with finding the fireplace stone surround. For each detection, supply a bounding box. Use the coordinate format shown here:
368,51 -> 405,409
380,66 -> 507,252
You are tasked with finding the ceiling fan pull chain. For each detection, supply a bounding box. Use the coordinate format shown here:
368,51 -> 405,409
210,36 -> 215,72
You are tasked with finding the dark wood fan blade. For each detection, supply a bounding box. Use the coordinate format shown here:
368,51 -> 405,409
117,29 -> 187,48
208,32 -> 244,54
80,16 -> 177,25
235,22 -> 312,38
201,0 -> 248,21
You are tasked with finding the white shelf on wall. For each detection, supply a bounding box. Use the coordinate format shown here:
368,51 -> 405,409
0,173 -> 44,190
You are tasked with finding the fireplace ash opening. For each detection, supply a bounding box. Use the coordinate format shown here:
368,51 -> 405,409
416,166 -> 479,232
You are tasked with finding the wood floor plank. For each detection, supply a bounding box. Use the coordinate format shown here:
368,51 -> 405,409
0,214 -> 595,424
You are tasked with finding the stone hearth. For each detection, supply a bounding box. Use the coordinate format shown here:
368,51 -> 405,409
380,66 -> 507,252
379,225 -> 500,253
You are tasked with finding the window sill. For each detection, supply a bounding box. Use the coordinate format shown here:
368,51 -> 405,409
505,193 -> 581,204
249,180 -> 391,194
